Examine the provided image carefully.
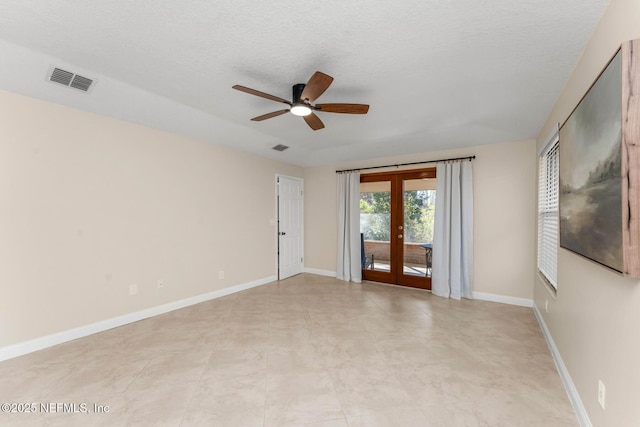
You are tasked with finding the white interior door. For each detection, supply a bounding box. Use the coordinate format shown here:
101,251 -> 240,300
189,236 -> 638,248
277,175 -> 304,280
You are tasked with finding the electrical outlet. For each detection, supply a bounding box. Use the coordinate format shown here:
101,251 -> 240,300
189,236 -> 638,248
218,270 -> 225,280
545,299 -> 549,313
129,283 -> 138,295
598,380 -> 606,409
157,280 -> 164,289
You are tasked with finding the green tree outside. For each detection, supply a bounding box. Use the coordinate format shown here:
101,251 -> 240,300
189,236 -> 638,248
360,190 -> 435,243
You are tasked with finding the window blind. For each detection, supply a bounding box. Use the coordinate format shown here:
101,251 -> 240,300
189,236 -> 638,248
537,128 -> 559,289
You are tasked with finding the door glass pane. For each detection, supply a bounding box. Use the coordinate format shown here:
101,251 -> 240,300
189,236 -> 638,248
360,181 -> 391,272
403,178 -> 436,277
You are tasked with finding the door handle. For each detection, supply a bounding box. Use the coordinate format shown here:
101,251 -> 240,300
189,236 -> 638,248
398,234 -> 403,239
279,232 -> 286,235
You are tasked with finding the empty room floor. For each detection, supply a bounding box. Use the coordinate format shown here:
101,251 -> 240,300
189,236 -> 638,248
0,274 -> 576,426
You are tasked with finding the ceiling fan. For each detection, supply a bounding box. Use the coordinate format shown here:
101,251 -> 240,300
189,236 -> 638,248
232,71 -> 369,131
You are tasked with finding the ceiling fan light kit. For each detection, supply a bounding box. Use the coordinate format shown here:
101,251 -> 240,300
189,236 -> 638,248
232,71 -> 369,130
290,104 -> 312,117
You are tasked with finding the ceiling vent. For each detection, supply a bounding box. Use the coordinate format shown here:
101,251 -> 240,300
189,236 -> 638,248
47,66 -> 96,92
272,144 -> 289,152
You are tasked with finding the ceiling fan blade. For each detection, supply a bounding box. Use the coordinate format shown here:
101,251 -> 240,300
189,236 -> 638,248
251,109 -> 290,121
300,72 -> 334,103
303,113 -> 325,130
232,85 -> 291,105
315,103 -> 370,114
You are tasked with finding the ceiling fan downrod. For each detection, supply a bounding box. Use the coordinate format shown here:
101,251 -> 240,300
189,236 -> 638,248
292,83 -> 307,103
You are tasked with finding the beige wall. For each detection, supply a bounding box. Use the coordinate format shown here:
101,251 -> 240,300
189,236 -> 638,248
534,1 -> 640,426
0,90 -> 302,348
304,139 -> 537,299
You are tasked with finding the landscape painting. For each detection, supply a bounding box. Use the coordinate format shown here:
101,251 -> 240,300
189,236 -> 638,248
559,50 -> 623,272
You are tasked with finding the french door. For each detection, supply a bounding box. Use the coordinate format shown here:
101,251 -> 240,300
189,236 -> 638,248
360,168 -> 436,289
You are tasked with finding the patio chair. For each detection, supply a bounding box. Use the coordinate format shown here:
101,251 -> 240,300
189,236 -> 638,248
361,233 -> 374,270
420,243 -> 433,277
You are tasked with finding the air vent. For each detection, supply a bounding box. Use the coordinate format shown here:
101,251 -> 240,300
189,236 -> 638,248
47,67 -> 95,92
272,144 -> 289,152
49,68 -> 73,86
70,75 -> 93,91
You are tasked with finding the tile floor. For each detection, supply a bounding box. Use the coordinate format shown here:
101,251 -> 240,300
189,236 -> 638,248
0,274 -> 576,426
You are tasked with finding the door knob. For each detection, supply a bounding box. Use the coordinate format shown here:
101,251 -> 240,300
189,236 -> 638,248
398,234 -> 403,239
398,226 -> 403,230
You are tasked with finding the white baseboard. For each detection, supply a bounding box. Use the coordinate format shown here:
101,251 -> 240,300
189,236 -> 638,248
533,304 -> 591,427
0,275 -> 276,363
473,291 -> 533,307
303,267 -> 336,277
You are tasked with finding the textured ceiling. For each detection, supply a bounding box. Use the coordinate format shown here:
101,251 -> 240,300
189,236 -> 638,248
0,1 -> 610,166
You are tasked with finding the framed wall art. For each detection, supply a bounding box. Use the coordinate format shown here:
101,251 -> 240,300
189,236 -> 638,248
559,38 -> 640,276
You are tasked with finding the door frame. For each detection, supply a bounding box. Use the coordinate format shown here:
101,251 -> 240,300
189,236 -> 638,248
361,167 -> 436,289
276,174 -> 304,280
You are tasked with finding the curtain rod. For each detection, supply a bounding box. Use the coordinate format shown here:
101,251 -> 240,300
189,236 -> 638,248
335,155 -> 476,173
